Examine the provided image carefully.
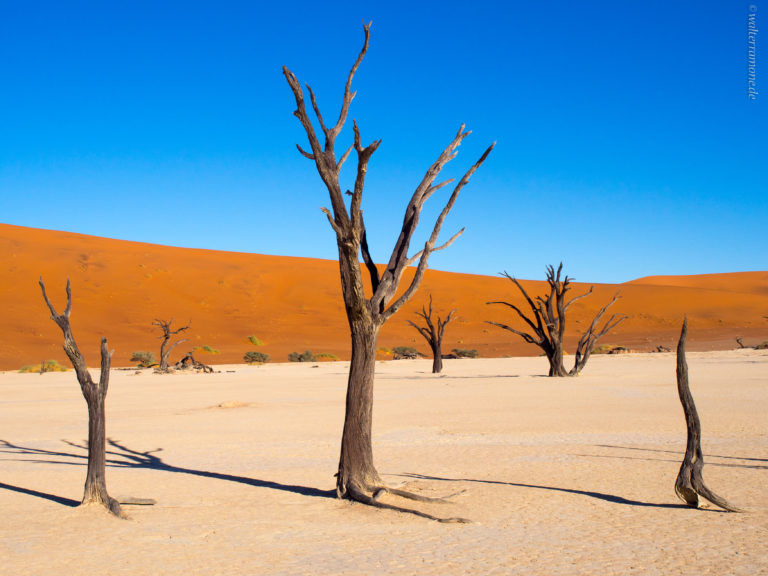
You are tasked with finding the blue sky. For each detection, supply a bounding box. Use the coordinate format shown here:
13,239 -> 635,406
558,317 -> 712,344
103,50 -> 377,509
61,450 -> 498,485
1,1 -> 765,283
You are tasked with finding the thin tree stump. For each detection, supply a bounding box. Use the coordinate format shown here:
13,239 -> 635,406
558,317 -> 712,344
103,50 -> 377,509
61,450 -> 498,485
674,318 -> 742,512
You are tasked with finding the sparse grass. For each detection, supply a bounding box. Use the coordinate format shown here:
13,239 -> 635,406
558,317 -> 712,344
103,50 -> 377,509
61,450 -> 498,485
247,335 -> 263,346
244,351 -> 270,364
452,348 -> 479,359
20,360 -> 68,373
198,345 -> 220,355
130,351 -> 157,368
316,353 -> 338,361
288,350 -> 316,362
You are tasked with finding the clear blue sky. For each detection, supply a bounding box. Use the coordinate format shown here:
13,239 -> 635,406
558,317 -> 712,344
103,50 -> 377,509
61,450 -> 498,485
1,1 -> 765,283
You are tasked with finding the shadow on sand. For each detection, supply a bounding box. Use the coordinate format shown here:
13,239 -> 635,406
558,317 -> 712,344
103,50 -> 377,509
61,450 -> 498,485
395,472 -> 697,510
0,438 -> 334,507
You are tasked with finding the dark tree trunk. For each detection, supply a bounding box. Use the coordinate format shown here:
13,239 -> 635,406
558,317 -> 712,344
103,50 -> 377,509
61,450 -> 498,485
39,278 -> 123,517
336,322 -> 382,497
674,318 -> 740,512
545,343 -> 567,377
431,344 -> 443,374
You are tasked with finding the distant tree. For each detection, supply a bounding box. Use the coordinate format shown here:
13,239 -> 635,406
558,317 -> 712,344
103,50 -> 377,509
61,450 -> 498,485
39,278 -> 122,517
407,295 -> 456,373
674,318 -> 741,512
284,22 -> 492,520
487,264 -> 626,376
152,319 -> 189,371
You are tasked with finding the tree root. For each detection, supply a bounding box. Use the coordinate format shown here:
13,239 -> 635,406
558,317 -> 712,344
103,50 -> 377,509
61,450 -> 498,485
346,483 -> 471,523
372,486 -> 466,503
675,459 -> 743,512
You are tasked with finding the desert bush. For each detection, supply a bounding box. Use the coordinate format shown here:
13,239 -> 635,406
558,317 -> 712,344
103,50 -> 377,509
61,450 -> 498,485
288,350 -> 317,362
392,346 -> 423,360
130,351 -> 156,368
755,341 -> 768,350
198,345 -> 220,355
19,359 -> 69,373
244,351 -> 270,364
316,353 -> 338,361
592,344 -> 613,355
452,348 -> 479,358
248,335 -> 263,346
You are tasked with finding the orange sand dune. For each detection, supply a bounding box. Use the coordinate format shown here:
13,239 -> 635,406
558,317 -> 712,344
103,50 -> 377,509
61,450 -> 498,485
1,223 -> 766,371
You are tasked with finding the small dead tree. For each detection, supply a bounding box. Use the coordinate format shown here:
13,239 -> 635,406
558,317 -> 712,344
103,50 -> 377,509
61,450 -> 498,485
152,318 -> 189,371
284,22 -> 492,520
407,295 -> 456,374
39,278 -> 122,517
487,264 -> 626,376
674,318 -> 741,512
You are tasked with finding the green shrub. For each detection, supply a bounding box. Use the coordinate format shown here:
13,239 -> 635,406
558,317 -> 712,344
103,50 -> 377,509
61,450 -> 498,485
130,351 -> 156,368
248,335 -> 264,346
244,351 -> 270,364
288,350 -> 316,362
754,341 -> 768,350
452,348 -> 479,359
316,353 -> 338,361
198,345 -> 220,355
592,344 -> 613,355
20,360 -> 69,373
392,346 -> 423,359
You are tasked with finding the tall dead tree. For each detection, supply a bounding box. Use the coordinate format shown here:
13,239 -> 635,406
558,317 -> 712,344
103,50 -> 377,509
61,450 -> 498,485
487,263 -> 626,376
284,22 -> 492,519
39,278 -> 123,517
407,295 -> 456,374
153,318 -> 189,371
675,318 -> 741,512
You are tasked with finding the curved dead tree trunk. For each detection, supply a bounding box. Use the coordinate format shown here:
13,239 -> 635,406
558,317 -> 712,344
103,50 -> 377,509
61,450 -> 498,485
284,22 -> 492,521
674,318 -> 741,512
487,263 -> 626,377
153,318 -> 189,371
408,295 -> 456,374
39,278 -> 123,517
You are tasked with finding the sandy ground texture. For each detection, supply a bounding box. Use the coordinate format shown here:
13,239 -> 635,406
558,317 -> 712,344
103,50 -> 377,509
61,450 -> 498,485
1,351 -> 766,575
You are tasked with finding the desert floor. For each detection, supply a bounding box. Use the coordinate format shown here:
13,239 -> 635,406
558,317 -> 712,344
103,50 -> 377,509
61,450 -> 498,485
1,351 -> 766,575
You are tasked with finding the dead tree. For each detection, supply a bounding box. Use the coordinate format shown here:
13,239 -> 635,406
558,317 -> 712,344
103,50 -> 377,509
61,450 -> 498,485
487,263 -> 626,376
152,318 -> 189,371
284,22 -> 492,520
407,295 -> 456,374
39,278 -> 123,517
674,318 -> 741,512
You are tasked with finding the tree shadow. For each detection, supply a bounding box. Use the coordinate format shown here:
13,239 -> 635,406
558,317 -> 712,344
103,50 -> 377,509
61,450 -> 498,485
395,472 -> 698,510
0,438 -> 334,506
0,481 -> 79,507
593,445 -> 768,470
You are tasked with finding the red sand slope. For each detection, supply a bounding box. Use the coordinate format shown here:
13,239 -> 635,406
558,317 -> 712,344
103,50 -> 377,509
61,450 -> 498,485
1,223 -> 766,370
